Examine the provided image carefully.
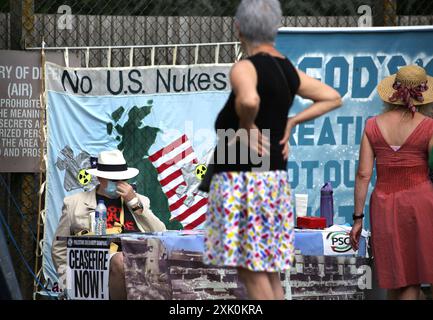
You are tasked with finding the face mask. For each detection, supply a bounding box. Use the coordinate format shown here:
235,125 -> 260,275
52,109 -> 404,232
103,180 -> 119,198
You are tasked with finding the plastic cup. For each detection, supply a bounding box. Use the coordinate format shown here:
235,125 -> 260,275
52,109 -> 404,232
295,194 -> 308,217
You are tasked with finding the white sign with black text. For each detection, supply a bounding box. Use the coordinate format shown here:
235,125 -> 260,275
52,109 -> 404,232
66,238 -> 110,300
322,230 -> 356,256
321,225 -> 369,256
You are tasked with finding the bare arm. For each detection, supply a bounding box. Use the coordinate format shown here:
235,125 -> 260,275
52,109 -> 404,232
428,135 -> 433,170
354,132 -> 374,218
429,134 -> 433,153
230,60 -> 260,128
290,69 -> 342,124
280,69 -> 343,159
229,60 -> 269,155
350,132 -> 374,250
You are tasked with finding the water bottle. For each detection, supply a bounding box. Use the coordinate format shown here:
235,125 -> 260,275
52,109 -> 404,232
95,200 -> 107,235
320,182 -> 334,227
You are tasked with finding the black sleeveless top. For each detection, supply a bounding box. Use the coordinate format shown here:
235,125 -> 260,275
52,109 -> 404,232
213,53 -> 300,173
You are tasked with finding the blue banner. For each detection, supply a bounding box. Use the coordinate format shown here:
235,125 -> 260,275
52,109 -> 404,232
276,26 -> 433,228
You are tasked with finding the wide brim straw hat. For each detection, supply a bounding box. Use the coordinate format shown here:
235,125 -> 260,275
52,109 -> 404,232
86,149 -> 139,180
377,64 -> 433,106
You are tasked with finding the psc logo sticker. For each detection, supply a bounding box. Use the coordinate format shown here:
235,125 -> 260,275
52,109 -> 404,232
77,168 -> 92,186
326,231 -> 352,253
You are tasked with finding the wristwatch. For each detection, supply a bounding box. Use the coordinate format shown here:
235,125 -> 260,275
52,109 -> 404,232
131,200 -> 143,212
352,213 -> 365,220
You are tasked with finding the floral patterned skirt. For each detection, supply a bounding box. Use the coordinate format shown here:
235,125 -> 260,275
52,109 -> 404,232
203,170 -> 295,272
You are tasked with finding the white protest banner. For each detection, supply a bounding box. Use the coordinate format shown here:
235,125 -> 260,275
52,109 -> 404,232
43,62 -> 231,290
66,237 -> 110,300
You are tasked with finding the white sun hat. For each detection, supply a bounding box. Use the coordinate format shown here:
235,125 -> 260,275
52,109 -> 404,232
86,150 -> 139,180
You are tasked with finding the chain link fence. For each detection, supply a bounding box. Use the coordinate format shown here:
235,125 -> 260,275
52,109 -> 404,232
0,172 -> 41,299
0,0 -> 432,299
0,1 -> 432,66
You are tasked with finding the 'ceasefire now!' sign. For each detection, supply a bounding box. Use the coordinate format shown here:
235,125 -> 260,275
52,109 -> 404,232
66,238 -> 110,300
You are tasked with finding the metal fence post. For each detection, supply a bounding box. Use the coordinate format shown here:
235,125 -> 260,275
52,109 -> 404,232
384,0 -> 398,26
373,1 -> 385,26
9,0 -> 34,50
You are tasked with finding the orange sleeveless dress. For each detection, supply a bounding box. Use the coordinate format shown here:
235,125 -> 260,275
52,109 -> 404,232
365,116 -> 433,289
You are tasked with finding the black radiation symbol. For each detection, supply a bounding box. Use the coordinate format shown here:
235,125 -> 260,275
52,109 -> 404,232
78,168 -> 92,186
195,164 -> 207,180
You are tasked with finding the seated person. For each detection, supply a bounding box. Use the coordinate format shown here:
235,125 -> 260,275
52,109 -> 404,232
51,149 -> 166,299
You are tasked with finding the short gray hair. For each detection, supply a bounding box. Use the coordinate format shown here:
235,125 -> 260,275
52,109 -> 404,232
235,0 -> 282,45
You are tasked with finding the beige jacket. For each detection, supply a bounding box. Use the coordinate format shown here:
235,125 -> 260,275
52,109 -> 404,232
51,188 -> 166,289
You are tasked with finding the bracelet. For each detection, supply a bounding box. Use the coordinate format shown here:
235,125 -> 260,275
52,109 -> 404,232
126,197 -> 139,208
352,213 -> 365,220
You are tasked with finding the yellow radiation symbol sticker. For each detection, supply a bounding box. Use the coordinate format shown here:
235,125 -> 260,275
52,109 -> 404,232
195,164 -> 207,180
78,168 -> 92,186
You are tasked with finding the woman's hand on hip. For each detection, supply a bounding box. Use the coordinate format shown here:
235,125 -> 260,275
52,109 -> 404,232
229,123 -> 270,157
247,123 -> 270,157
279,117 -> 296,160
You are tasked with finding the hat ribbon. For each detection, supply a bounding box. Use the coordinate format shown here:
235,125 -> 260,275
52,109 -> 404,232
97,163 -> 128,172
389,80 -> 428,117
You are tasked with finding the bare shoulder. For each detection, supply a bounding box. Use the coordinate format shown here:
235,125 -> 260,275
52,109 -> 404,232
363,116 -> 377,134
423,116 -> 433,129
423,115 -> 433,123
366,115 -> 377,122
375,112 -> 387,123
229,60 -> 256,79
229,60 -> 258,94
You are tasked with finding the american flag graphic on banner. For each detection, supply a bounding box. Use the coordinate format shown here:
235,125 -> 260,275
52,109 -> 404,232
148,135 -> 208,229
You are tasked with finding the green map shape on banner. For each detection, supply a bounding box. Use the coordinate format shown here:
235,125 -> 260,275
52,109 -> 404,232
106,100 -> 182,230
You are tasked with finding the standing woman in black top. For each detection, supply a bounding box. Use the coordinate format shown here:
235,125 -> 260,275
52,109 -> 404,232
203,0 -> 342,300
